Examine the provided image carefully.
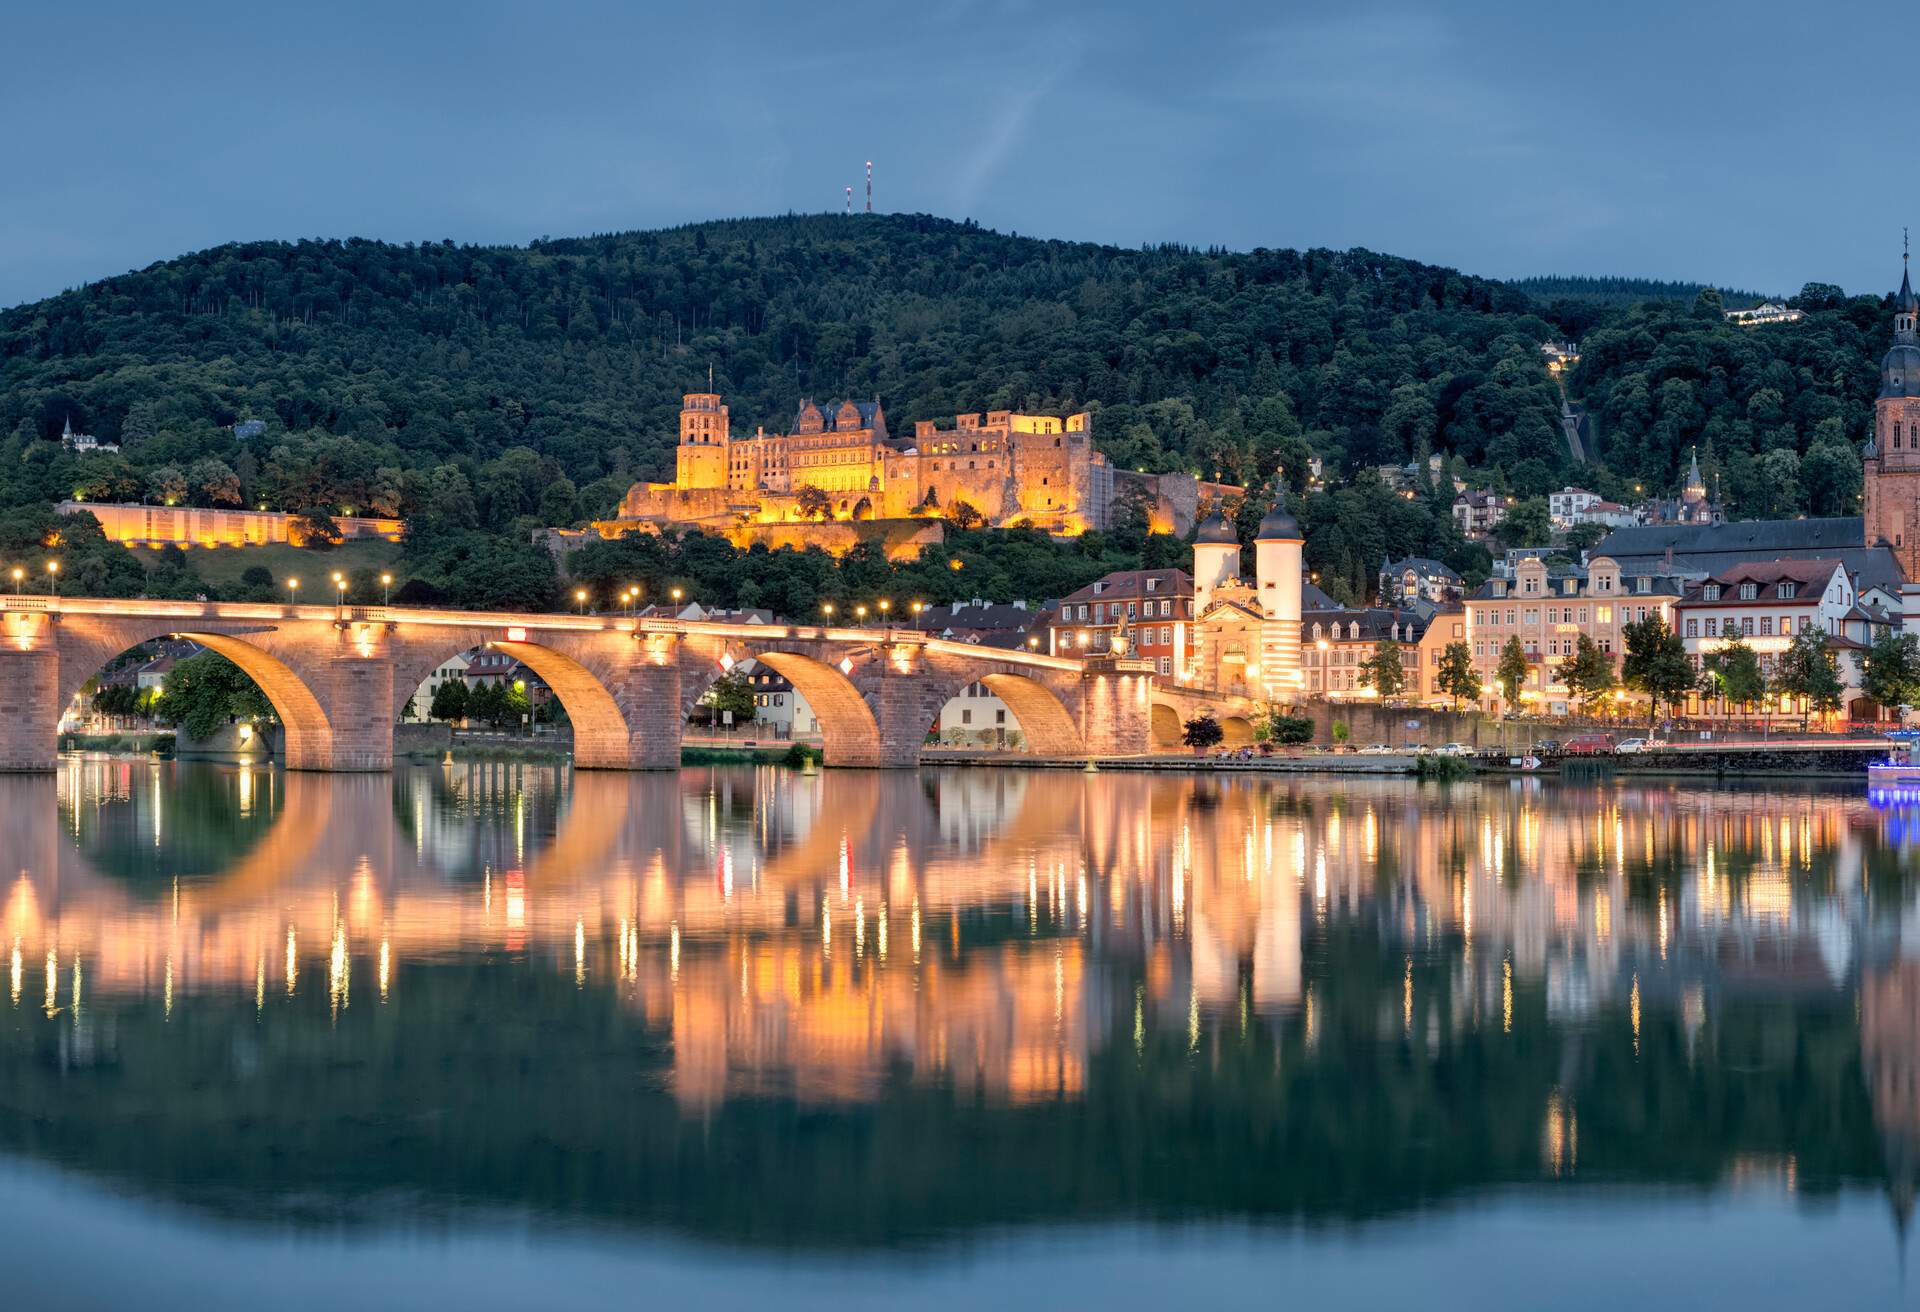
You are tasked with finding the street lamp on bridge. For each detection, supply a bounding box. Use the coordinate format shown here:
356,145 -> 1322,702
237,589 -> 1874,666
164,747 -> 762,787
45,560 -> 59,597
287,577 -> 300,606
574,588 -> 588,615
380,573 -> 393,605
9,566 -> 22,593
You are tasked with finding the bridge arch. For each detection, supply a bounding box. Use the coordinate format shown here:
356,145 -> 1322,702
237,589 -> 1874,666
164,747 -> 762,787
687,646 -> 883,767
55,620 -> 337,771
923,668 -> 1088,757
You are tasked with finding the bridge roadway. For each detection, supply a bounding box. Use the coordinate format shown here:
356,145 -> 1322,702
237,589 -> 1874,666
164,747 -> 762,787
0,594 -> 1163,771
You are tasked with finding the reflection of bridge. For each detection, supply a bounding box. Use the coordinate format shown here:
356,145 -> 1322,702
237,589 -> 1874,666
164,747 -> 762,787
0,595 -> 1157,770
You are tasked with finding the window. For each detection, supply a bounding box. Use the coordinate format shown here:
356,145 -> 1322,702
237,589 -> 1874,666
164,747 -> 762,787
1704,584 -> 1720,601
1158,657 -> 1171,675
1703,617 -> 1717,637
1778,582 -> 1796,599
1160,599 -> 1172,616
1760,616 -> 1773,636
1740,617 -> 1754,636
1160,626 -> 1172,644
1145,577 -> 1158,593
961,709 -> 972,724
1738,583 -> 1757,600
995,710 -> 1006,725
1685,618 -> 1698,637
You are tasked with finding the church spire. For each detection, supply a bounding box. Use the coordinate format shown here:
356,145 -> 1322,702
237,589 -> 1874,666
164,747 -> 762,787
1898,235 -> 1919,341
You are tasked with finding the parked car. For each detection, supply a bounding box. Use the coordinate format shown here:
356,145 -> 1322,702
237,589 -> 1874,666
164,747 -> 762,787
1434,742 -> 1473,757
1563,733 -> 1615,755
1357,743 -> 1396,755
1615,738 -> 1665,754
1534,739 -> 1562,755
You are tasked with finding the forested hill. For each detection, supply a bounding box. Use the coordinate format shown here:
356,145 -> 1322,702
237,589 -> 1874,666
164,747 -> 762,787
0,214 -> 1900,607
0,214 -> 1573,519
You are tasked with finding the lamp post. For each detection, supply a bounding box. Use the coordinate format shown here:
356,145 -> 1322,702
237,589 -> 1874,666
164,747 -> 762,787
575,588 -> 588,616
877,599 -> 891,626
287,577 -> 300,607
45,560 -> 59,597
855,604 -> 868,625
335,575 -> 348,618
821,602 -> 836,622
9,566 -> 21,593
380,573 -> 393,605
670,587 -> 684,607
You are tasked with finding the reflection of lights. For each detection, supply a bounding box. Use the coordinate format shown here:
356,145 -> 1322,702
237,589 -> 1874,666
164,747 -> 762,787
379,940 -> 391,1001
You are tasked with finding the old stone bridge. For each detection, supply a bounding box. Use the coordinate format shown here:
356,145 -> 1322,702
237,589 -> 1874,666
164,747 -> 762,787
0,594 -> 1159,771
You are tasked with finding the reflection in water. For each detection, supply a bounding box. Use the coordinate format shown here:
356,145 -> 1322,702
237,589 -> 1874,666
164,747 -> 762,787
1,760 -> 1918,1267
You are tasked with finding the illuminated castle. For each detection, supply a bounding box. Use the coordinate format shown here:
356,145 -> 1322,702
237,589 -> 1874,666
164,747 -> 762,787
591,392 -> 1234,551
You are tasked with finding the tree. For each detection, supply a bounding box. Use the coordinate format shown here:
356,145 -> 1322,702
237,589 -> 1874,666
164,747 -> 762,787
1182,714 -> 1224,751
1701,635 -> 1766,723
1563,522 -> 1608,556
1554,633 -> 1616,714
188,458 -> 242,507
429,677 -> 470,724
701,673 -> 756,726
796,486 -> 834,521
1620,615 -> 1693,731
1495,636 -> 1530,709
1775,625 -> 1844,729
1860,630 -> 1920,718
294,511 -> 342,548
1435,641 -> 1481,709
1499,498 -> 1552,548
159,653 -> 274,741
146,465 -> 188,506
1264,712 -> 1313,745
1357,639 -> 1407,702
944,499 -> 985,530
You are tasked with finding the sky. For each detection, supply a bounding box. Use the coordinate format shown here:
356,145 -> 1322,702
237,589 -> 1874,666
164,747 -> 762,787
3,0 -> 1912,309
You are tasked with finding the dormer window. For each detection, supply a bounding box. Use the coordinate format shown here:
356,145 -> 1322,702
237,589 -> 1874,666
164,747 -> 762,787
1703,584 -> 1721,601
1635,577 -> 1650,594
1492,580 -> 1507,597
1145,577 -> 1159,593
1777,582 -> 1796,599
1738,583 -> 1757,600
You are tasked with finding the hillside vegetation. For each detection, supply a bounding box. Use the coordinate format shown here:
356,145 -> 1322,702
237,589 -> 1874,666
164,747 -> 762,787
0,215 -> 1898,608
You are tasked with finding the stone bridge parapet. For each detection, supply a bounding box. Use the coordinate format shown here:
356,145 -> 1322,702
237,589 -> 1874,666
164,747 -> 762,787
0,596 -> 1156,772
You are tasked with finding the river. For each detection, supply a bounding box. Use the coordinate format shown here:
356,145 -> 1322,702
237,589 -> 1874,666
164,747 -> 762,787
0,757 -> 1914,1309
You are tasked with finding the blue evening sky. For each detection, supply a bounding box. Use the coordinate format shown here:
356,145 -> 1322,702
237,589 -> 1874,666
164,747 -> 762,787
2,0 -> 1907,309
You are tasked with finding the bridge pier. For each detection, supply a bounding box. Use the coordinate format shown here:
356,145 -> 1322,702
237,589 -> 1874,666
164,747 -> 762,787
318,650 -> 395,772
1077,664 -> 1155,758
0,633 -> 59,772
606,655 -> 684,769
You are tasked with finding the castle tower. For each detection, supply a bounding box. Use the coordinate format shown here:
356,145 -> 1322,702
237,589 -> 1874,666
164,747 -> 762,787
1191,510 -> 1241,618
1254,500 -> 1305,695
675,392 -> 730,490
1865,254 -> 1920,581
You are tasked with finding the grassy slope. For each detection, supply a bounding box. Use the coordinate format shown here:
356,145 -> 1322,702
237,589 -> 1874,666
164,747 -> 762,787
136,539 -> 405,590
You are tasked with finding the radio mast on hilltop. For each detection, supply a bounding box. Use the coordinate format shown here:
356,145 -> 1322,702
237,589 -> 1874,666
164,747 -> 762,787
845,186 -> 852,215
865,160 -> 872,213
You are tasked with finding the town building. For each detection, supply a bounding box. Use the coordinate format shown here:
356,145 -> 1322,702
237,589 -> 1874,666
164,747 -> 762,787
1672,559 -> 1896,722
59,501 -> 403,549
1635,448 -> 1724,527
59,416 -> 117,454
1723,302 -> 1804,327
1301,607 -> 1426,701
588,391 -> 1237,554
1378,556 -> 1463,606
1047,569 -> 1193,678
1452,489 -> 1509,539
1463,554 -> 1686,714
1593,516 -> 1904,594
1548,487 -> 1602,527
464,649 -> 552,708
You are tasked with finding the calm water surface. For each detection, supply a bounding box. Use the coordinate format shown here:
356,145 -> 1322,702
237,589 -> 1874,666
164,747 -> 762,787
1,758 -> 1917,1309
